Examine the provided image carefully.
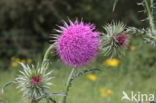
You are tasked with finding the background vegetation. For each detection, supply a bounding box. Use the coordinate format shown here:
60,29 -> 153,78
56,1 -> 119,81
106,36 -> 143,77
0,0 -> 145,61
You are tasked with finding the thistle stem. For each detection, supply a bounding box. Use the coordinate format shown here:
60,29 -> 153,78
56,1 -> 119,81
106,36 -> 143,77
43,44 -> 54,62
66,68 -> 75,87
62,68 -> 75,103
144,0 -> 156,33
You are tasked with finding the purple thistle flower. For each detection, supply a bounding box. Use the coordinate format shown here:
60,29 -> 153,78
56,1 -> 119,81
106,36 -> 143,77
116,33 -> 128,47
55,20 -> 100,68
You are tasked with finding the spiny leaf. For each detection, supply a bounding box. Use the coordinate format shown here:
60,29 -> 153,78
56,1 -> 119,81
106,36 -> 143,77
69,68 -> 100,90
48,98 -> 56,103
1,81 -> 15,93
73,68 -> 101,79
0,100 -> 6,103
48,93 -> 66,97
37,93 -> 66,101
126,27 -> 146,35
113,0 -> 118,12
38,93 -> 65,99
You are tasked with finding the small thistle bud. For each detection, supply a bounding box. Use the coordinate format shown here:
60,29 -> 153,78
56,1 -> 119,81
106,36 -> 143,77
52,19 -> 100,68
16,62 -> 53,100
102,22 -> 129,56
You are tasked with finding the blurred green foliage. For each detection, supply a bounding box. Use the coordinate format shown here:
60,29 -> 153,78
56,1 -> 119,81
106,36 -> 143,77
0,0 -> 144,54
0,0 -> 147,65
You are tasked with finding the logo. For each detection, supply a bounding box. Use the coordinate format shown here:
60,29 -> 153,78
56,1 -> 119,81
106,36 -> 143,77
121,91 -> 155,102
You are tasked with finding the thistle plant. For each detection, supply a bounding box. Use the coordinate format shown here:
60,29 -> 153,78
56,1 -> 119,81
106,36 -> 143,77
51,19 -> 101,103
101,22 -> 129,56
2,0 -> 156,102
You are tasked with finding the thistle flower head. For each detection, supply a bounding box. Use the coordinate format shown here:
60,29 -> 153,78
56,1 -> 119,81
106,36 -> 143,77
53,19 -> 100,68
16,62 -> 53,100
102,22 -> 129,56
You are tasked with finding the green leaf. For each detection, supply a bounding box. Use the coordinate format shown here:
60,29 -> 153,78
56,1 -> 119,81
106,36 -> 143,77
37,93 -> 65,101
73,68 -> 101,79
1,81 -> 15,93
48,98 -> 56,103
48,93 -> 66,97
